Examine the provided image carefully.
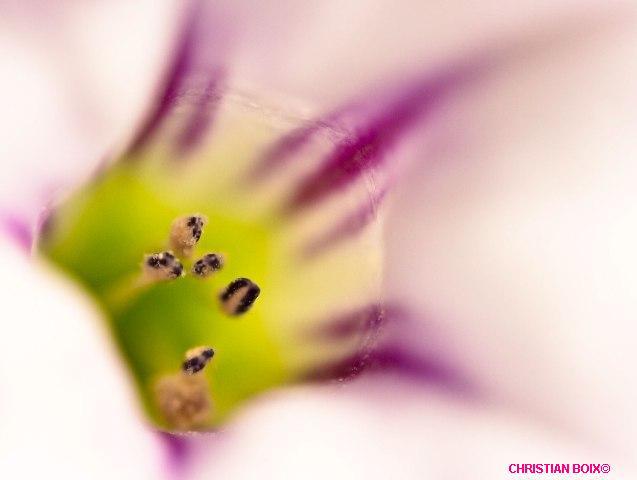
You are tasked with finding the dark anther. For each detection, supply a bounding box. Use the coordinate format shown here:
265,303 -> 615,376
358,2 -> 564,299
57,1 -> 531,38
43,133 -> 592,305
220,278 -> 260,315
193,261 -> 205,275
144,251 -> 183,280
147,256 -> 161,268
236,284 -> 260,314
170,265 -> 183,278
182,357 -> 204,374
182,346 -> 215,375
170,214 -> 207,257
205,254 -> 222,270
192,253 -> 223,277
220,278 -> 249,300
202,348 -> 214,359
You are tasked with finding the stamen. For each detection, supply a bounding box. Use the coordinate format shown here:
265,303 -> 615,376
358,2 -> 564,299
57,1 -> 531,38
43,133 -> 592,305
192,253 -> 224,278
169,214 -> 207,257
220,278 -> 261,316
143,251 -> 184,281
155,372 -> 212,431
182,346 -> 215,374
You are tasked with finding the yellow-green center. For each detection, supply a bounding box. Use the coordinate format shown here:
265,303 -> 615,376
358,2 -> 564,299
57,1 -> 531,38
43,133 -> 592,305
38,96 -> 382,430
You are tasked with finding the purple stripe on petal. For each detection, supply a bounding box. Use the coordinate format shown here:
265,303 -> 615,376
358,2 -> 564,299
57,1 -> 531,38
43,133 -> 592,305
249,122 -> 324,181
127,4 -> 200,155
247,105 -> 353,183
283,70 -> 466,214
173,70 -> 224,156
1,212 -> 32,251
303,345 -> 471,394
304,304 -> 473,393
157,430 -> 221,479
302,188 -> 386,258
311,304 -> 384,340
158,431 -> 192,475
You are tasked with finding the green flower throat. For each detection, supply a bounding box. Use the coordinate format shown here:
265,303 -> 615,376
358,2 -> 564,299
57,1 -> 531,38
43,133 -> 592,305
39,93 -> 383,431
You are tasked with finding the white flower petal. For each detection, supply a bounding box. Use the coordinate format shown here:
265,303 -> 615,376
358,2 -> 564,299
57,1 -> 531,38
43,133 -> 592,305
211,0 -> 629,104
0,238 -> 165,478
190,376 -> 635,479
384,15 -> 637,454
0,1 -> 179,225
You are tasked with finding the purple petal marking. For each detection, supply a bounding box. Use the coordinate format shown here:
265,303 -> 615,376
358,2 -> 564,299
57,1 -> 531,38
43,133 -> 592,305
158,431 -> 192,476
311,304 -> 384,340
249,122 -> 324,180
247,105 -> 353,183
1,212 -> 32,251
127,2 -> 202,155
157,430 -> 218,479
305,304 -> 472,393
283,69 -> 467,214
302,345 -> 471,394
128,0 -> 220,156
302,187 -> 387,258
173,70 -> 224,156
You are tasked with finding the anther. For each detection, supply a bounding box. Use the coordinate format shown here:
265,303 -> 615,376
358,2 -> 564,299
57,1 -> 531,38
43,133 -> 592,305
169,214 -> 207,257
143,251 -> 184,281
155,373 -> 211,431
220,278 -> 261,315
192,253 -> 224,278
182,346 -> 215,374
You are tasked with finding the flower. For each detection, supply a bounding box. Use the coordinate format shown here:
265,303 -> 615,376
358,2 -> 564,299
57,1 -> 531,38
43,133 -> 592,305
2,0 -> 637,478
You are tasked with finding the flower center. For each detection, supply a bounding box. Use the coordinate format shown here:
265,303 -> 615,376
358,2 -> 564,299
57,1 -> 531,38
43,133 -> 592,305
37,91 -> 384,431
